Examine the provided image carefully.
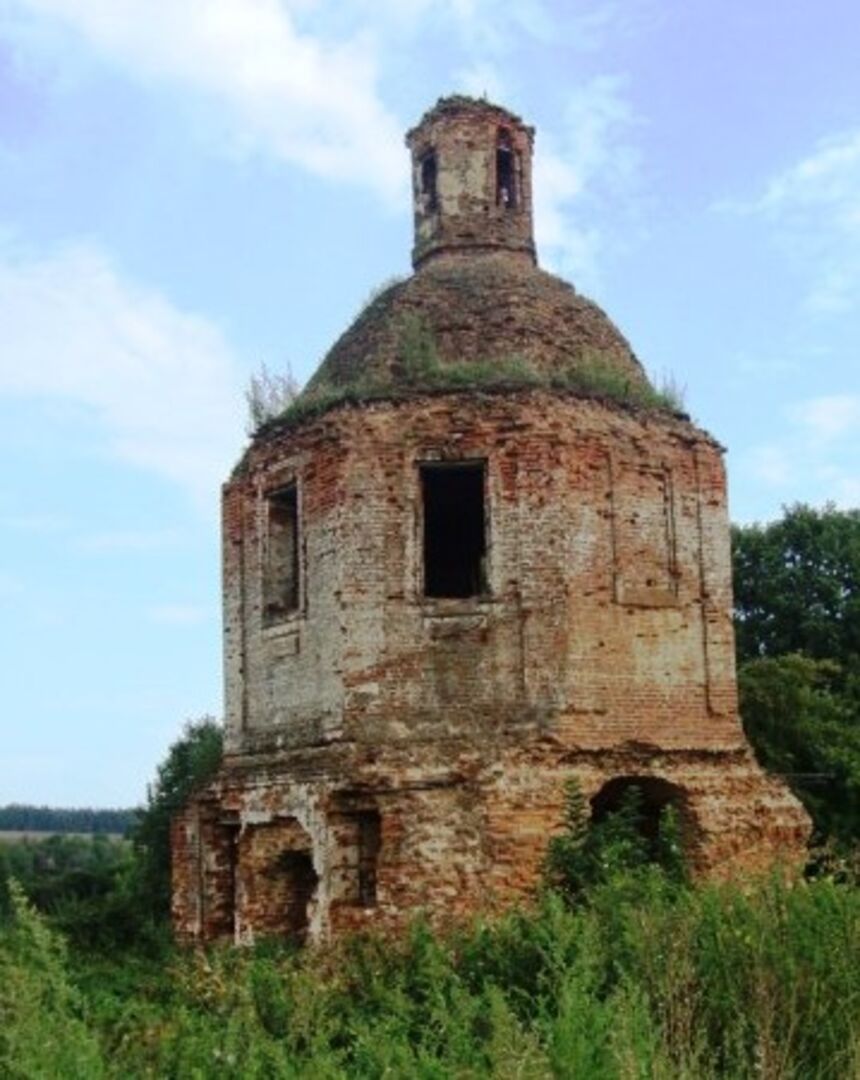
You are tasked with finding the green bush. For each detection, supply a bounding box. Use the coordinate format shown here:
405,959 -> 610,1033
544,780 -> 688,902
0,881 -> 103,1078
2,866 -> 858,1077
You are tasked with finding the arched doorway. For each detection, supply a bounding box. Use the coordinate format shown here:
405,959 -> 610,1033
590,775 -> 694,864
238,818 -> 319,942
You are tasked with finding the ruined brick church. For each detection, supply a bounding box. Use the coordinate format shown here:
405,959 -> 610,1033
172,97 -> 809,944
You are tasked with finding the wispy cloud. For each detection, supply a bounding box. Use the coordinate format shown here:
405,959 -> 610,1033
722,129 -> 860,314
746,444 -> 791,489
791,394 -> 860,442
0,239 -> 246,506
8,0 -> 404,200
744,393 -> 860,509
452,59 -> 507,102
534,75 -> 641,286
355,0 -> 638,53
5,1 -> 644,281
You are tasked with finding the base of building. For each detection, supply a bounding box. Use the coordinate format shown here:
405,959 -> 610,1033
171,740 -> 810,944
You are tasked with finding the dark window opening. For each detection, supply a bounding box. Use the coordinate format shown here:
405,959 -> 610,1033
422,462 -> 487,598
357,811 -> 381,907
496,130 -> 517,209
276,850 -> 318,940
210,819 -> 239,939
264,484 -> 299,623
420,150 -> 438,211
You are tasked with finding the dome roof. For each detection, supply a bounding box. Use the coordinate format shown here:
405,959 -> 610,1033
301,253 -> 651,403
253,93 -> 672,438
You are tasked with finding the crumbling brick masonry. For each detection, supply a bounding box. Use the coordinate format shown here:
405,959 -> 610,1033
172,96 -> 810,945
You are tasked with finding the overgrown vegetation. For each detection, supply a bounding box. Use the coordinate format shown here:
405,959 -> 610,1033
0,834 -> 135,949
245,361 -> 301,433
734,504 -> 860,846
131,716 -> 223,924
2,782 -> 859,1078
0,717 -> 223,951
544,781 -> 688,898
394,313 -> 686,412
257,313 -> 686,436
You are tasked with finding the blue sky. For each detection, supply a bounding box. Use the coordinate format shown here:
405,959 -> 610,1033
1,0 -> 858,807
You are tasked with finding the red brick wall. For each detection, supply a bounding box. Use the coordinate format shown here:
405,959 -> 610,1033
226,392 -> 742,756
173,390 -> 810,944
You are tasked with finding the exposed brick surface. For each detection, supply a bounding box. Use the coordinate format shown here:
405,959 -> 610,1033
306,253 -> 649,400
172,97 -> 810,946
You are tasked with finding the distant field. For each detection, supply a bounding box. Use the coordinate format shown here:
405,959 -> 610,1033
0,830 -> 125,843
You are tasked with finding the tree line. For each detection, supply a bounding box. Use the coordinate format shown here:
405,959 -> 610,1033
0,804 -> 135,835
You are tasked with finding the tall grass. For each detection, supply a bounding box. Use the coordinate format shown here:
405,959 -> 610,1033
3,786 -> 859,1077
2,868 -> 858,1078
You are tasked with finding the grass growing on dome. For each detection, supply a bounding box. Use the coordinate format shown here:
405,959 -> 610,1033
255,317 -> 686,437
551,353 -> 687,414
397,313 -> 541,391
396,316 -> 685,412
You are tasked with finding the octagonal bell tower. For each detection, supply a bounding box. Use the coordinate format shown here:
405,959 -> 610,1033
172,96 -> 810,946
406,96 -> 536,267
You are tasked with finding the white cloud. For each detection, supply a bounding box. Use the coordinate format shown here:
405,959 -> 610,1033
791,394 -> 860,442
4,1 -> 643,278
534,75 -> 640,286
744,393 -> 860,510
9,0 -> 404,201
0,240 -> 246,506
351,0 -> 632,52
726,130 -> 860,314
452,60 -> 507,102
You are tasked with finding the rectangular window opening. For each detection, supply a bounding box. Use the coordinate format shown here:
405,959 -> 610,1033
264,484 -> 299,623
496,129 -> 517,209
421,462 -> 487,599
357,811 -> 381,908
420,150 -> 438,212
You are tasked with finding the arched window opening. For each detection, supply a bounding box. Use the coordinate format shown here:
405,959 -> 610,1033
420,150 -> 438,212
496,129 -> 517,209
590,775 -> 692,864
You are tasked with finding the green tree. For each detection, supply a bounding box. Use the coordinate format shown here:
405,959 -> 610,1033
0,881 -> 103,1076
131,716 -> 223,923
732,502 -> 860,671
733,504 -> 860,845
544,781 -> 686,901
739,655 -> 860,842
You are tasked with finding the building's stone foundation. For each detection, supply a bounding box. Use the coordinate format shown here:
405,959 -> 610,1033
173,741 -> 808,944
